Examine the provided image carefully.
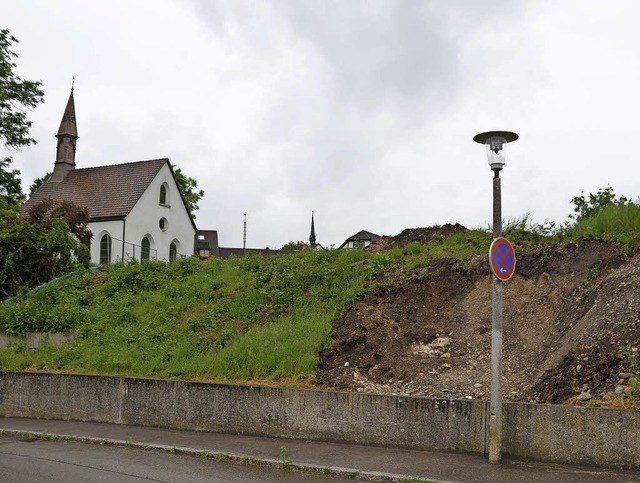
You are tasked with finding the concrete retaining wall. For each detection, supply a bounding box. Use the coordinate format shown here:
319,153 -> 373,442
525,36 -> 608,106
0,371 -> 638,469
0,332 -> 79,350
503,402 -> 640,469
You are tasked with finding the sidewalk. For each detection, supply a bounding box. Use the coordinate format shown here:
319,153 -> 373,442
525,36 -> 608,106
0,417 -> 637,482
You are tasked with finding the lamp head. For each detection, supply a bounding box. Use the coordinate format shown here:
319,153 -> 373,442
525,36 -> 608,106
473,131 -> 519,171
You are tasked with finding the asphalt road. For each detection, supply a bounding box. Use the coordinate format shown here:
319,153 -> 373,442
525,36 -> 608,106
0,436 -> 354,483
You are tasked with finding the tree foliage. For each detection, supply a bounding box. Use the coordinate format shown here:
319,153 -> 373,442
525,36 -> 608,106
0,199 -> 91,297
569,186 -> 630,223
0,157 -> 24,211
281,241 -> 305,252
0,29 -> 45,150
28,171 -> 50,196
172,164 -> 204,220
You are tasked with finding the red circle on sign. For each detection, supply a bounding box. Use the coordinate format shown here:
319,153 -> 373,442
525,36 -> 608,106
489,237 -> 516,281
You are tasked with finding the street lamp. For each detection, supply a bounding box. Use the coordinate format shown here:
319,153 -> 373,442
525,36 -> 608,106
473,130 -> 518,464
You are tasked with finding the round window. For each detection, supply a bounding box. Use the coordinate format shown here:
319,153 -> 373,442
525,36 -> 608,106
159,217 -> 168,231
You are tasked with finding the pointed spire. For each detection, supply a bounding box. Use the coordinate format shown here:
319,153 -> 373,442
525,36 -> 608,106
57,80 -> 78,139
309,211 -> 316,248
52,81 -> 79,180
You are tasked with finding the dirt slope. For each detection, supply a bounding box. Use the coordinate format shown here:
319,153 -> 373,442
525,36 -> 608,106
316,227 -> 640,405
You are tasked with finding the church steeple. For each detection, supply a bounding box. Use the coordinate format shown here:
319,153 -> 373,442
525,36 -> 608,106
309,212 -> 316,249
53,80 -> 78,177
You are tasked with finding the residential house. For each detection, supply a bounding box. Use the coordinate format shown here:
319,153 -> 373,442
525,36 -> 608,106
338,230 -> 381,249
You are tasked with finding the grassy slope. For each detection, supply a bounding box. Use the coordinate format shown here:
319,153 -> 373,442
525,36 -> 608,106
1,204 -> 640,387
0,249 -> 378,380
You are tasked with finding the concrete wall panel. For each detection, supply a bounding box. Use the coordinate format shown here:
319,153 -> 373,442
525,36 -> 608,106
0,372 -> 122,423
0,372 -> 638,469
503,402 -> 640,469
121,378 -> 487,453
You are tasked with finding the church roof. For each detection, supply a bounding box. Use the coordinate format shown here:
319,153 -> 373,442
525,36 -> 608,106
23,158 -> 169,221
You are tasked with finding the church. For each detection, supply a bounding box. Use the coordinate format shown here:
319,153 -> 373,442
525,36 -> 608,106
22,88 -> 197,265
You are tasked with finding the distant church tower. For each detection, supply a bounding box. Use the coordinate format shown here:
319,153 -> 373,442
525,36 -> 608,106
309,212 -> 316,249
51,80 -> 78,182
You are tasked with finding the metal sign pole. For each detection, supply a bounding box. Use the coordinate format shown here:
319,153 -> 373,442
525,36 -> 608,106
489,169 -> 503,464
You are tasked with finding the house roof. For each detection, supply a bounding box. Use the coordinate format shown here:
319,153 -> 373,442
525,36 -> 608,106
22,158 -> 172,221
338,230 -> 382,249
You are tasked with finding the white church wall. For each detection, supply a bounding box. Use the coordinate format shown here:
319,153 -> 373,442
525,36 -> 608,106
88,220 -> 125,265
125,163 -> 196,262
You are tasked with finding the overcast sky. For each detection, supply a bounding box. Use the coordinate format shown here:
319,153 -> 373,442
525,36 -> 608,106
4,0 -> 640,249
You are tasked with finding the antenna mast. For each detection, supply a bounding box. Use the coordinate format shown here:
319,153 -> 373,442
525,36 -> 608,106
243,213 -> 247,252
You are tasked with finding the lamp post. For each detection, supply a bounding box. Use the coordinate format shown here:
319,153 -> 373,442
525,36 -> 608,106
473,130 -> 518,464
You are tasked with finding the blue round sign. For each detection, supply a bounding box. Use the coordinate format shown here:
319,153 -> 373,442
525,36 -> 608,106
489,237 -> 516,281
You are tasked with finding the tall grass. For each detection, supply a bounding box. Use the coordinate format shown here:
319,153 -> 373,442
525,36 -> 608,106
571,203 -> 640,247
425,230 -> 492,259
0,249 -> 374,381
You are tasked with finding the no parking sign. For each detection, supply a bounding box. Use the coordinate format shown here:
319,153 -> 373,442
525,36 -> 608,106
489,237 -> 516,281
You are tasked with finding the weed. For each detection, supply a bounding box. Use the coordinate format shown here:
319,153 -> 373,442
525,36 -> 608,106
214,453 -> 230,462
39,430 -> 55,440
619,346 -> 639,374
199,450 -> 209,460
143,443 -> 150,450
400,479 -> 437,483
125,436 -> 133,448
238,456 -> 261,465
99,439 -> 106,446
280,445 -> 292,469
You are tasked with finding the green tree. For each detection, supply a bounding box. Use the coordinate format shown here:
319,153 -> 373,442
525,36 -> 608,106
172,164 -> 204,220
0,157 -> 25,211
29,171 -> 50,195
0,199 -> 91,297
0,29 -> 45,211
281,241 -> 304,252
1,29 -> 45,149
569,186 -> 630,223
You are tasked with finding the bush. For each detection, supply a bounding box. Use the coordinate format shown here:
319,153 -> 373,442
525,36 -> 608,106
0,199 -> 91,297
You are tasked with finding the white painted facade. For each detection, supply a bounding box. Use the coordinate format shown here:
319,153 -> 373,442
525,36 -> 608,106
341,240 -> 370,249
89,163 -> 196,264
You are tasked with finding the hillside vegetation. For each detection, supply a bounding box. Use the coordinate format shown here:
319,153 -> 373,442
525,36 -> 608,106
1,200 -> 639,408
0,249 -> 381,380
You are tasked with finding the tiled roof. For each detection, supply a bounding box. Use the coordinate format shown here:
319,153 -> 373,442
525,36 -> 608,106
338,230 -> 382,249
22,158 -> 168,220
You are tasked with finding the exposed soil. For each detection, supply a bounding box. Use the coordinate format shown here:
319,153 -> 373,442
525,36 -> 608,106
316,226 -> 640,405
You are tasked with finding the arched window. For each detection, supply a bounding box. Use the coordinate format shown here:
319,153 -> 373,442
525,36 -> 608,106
169,242 -> 177,261
159,184 -> 167,205
100,234 -> 112,266
141,236 -> 151,261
